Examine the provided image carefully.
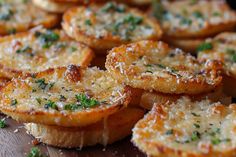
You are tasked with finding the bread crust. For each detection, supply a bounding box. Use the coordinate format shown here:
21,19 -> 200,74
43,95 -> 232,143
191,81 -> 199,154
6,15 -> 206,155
0,66 -> 131,127
106,40 -> 222,94
140,85 -> 231,110
32,0 -> 77,13
155,0 -> 236,39
0,29 -> 94,78
62,2 -> 162,52
0,0 -> 60,35
25,107 -> 145,148
133,97 -> 236,157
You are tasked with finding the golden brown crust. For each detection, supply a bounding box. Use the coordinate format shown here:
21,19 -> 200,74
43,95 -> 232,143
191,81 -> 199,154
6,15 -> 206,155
155,0 -> 236,39
106,40 -> 222,94
0,29 -> 94,79
25,107 -> 145,148
0,0 -> 60,35
62,2 -> 162,52
133,97 -> 236,157
0,66 -> 131,127
32,0 -> 77,13
140,85 -> 231,110
222,75 -> 236,98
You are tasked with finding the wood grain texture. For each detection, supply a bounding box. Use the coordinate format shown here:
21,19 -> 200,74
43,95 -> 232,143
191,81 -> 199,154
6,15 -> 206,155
0,114 -> 145,157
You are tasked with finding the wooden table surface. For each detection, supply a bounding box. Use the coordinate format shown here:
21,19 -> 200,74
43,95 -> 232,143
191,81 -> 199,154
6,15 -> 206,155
0,114 -> 145,157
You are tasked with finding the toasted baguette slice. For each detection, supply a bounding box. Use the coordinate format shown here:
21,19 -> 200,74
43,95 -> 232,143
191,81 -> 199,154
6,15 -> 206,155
140,85 -> 232,110
197,32 -> 236,97
62,2 -> 162,52
106,40 -> 222,94
32,0 -> 78,13
25,107 -> 145,148
163,37 -> 204,53
0,0 -> 60,35
0,29 -> 94,79
0,66 -> 131,127
151,0 -> 236,39
133,97 -> 236,157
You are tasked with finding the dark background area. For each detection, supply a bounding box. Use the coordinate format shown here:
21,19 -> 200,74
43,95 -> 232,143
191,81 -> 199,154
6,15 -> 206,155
227,0 -> 236,9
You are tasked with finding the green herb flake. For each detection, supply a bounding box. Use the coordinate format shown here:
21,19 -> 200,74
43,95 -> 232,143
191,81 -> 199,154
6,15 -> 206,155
34,30 -> 60,49
151,0 -> 165,20
36,98 -> 41,105
193,123 -> 200,129
212,12 -> 221,17
85,19 -> 92,26
191,112 -> 201,117
180,18 -> 192,26
70,46 -> 77,52
16,46 -> 32,54
11,99 -> 17,106
0,119 -> 6,128
192,11 -> 203,19
0,9 -> 14,21
35,78 -> 54,90
64,103 -> 79,111
191,131 -> 201,141
27,147 -> 44,157
165,129 -> 174,135
44,100 -> 58,110
197,42 -> 213,52
76,93 -> 99,108
101,2 -> 125,13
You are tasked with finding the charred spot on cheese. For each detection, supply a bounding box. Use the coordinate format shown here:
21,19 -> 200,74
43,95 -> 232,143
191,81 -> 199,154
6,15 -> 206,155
34,30 -> 60,49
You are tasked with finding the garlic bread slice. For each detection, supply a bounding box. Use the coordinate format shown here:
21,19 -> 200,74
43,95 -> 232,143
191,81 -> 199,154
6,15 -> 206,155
0,65 -> 131,127
106,40 -> 222,94
0,0 -> 60,35
32,0 -> 78,13
25,107 -> 144,148
151,0 -> 236,39
62,2 -> 162,52
133,97 -> 236,157
0,29 -> 94,78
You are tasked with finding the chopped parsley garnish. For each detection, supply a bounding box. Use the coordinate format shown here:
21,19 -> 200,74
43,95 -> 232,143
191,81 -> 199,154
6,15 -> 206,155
64,103 -> 79,111
44,100 -> 58,110
16,46 -> 33,56
11,99 -> 17,106
197,42 -> 213,51
151,0 -> 165,20
233,54 -> 236,63
189,0 -> 197,5
35,98 -> 41,105
180,18 -> 192,25
7,28 -> 16,34
191,112 -> 201,117
212,12 -> 221,16
27,147 -> 44,157
0,119 -> 6,128
211,138 -> 231,145
165,129 -> 174,135
76,93 -> 99,108
192,11 -> 203,19
0,9 -> 13,21
34,30 -> 60,49
35,78 -> 54,90
193,123 -> 200,129
59,95 -> 66,102
85,19 -> 92,26
191,131 -> 201,141
101,2 -> 125,13
226,48 -> 236,62
70,46 -> 77,52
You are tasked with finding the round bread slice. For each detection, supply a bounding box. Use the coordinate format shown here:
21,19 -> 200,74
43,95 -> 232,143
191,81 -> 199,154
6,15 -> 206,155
151,0 -> 236,39
133,97 -> 236,157
198,32 -> 236,97
106,40 -> 222,94
62,2 -> 162,52
140,85 -> 232,110
0,29 -> 94,79
25,107 -> 145,148
32,0 -> 78,13
0,0 -> 60,35
0,65 -> 131,127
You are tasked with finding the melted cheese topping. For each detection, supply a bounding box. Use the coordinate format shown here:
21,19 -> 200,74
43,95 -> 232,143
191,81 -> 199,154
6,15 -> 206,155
198,32 -> 236,79
67,2 -> 160,41
155,0 -> 236,38
106,40 -> 222,94
0,29 -> 93,77
0,0 -> 59,35
133,97 -> 236,156
0,66 -> 130,126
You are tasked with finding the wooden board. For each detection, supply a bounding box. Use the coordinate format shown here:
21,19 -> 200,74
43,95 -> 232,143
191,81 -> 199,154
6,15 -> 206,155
0,114 -> 145,157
